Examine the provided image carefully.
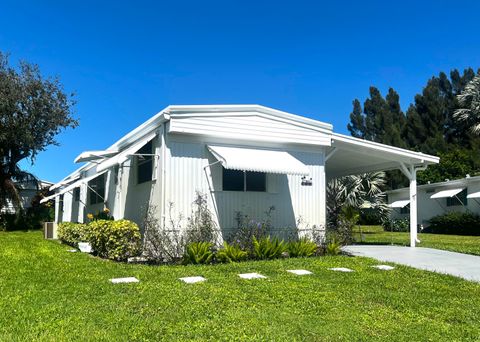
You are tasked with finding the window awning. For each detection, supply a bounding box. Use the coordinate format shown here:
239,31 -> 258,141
467,191 -> 480,199
57,170 -> 108,196
74,150 -> 118,163
97,132 -> 157,172
430,188 -> 464,199
390,200 -> 410,208
49,176 -> 80,191
207,145 -> 310,175
39,194 -> 57,204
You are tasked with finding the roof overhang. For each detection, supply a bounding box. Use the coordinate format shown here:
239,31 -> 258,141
467,191 -> 480,199
207,145 -> 310,175
326,133 -> 440,178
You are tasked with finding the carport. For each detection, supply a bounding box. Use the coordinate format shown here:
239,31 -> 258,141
325,133 -> 440,247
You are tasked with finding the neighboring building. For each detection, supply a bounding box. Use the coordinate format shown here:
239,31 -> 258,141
387,176 -> 480,227
44,105 -> 439,245
1,179 -> 53,214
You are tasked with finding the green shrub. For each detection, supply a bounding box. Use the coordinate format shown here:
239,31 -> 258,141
382,218 -> 410,232
216,242 -> 248,263
425,211 -> 480,236
325,239 -> 341,256
86,219 -> 141,261
57,222 -> 88,246
287,238 -> 317,258
252,236 -> 286,260
183,242 -> 214,265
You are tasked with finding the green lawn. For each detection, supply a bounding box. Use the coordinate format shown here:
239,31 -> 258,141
355,225 -> 480,256
1,231 -> 480,341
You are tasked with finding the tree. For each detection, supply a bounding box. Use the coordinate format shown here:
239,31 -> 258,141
0,52 -> 77,212
454,72 -> 480,134
347,99 -> 364,138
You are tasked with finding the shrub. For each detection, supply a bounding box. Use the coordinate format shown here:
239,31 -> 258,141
183,242 -> 214,265
287,238 -> 317,258
87,208 -> 114,221
57,222 -> 88,246
216,242 -> 248,263
142,204 -> 185,264
382,218 -> 410,232
228,207 -> 275,252
325,239 -> 341,256
184,192 -> 219,244
425,211 -> 480,236
87,219 -> 141,261
252,236 -> 286,260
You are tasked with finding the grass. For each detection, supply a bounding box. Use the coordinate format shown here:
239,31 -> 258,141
1,231 -> 480,341
355,225 -> 480,256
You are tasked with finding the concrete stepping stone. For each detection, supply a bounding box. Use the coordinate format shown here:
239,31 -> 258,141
67,249 -> 77,253
371,265 -> 395,271
287,269 -> 312,275
329,267 -> 354,272
110,277 -> 140,284
239,272 -> 267,279
179,276 -> 206,284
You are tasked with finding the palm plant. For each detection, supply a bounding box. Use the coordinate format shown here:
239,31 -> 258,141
454,72 -> 480,133
326,172 -> 391,242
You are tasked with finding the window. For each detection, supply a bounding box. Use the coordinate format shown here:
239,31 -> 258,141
59,195 -> 64,212
400,205 -> 409,215
446,189 -> 467,207
137,141 -> 153,184
222,168 -> 266,192
73,187 -> 80,202
88,174 -> 105,205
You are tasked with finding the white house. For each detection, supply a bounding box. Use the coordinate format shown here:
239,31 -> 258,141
2,179 -> 53,214
387,175 -> 480,226
43,105 -> 439,246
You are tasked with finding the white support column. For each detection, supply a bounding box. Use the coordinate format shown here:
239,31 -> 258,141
409,165 -> 418,248
399,162 -> 419,248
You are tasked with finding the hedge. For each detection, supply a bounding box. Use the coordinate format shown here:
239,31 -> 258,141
425,211 -> 480,236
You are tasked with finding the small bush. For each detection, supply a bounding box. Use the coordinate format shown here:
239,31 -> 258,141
425,211 -> 480,236
57,222 -> 88,246
87,219 -> 141,261
216,242 -> 248,263
287,238 -> 317,258
252,236 -> 286,260
325,239 -> 341,256
382,218 -> 410,232
183,242 -> 214,265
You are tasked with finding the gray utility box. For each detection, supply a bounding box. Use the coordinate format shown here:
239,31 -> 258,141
44,222 -> 58,239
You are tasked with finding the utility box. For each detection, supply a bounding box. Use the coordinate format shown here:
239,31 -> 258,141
44,222 -> 58,239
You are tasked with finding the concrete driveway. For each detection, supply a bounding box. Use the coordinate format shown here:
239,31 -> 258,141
343,245 -> 480,282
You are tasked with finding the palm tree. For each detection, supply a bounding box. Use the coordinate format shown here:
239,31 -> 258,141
326,172 -> 391,242
454,72 -> 480,133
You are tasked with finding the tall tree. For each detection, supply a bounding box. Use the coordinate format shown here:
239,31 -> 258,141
347,99 -> 365,138
454,71 -> 480,134
0,52 -> 77,211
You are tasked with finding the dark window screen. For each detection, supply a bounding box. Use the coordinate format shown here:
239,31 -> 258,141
222,169 -> 244,191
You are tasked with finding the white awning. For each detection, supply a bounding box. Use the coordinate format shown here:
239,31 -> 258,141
390,200 -> 410,208
39,194 -> 57,204
49,176 -> 80,191
74,150 -> 118,163
97,132 -> 157,172
57,170 -> 108,196
207,145 -> 310,175
430,188 -> 464,199
467,191 -> 480,199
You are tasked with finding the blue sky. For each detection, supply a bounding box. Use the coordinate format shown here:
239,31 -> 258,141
2,0 -> 480,182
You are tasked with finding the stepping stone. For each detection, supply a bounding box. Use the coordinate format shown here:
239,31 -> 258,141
287,269 -> 313,275
110,277 -> 140,284
329,267 -> 354,272
179,276 -> 206,284
67,249 -> 77,253
239,272 -> 267,279
371,265 -> 395,271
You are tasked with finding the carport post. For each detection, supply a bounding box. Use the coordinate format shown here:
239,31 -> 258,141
399,163 -> 419,247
